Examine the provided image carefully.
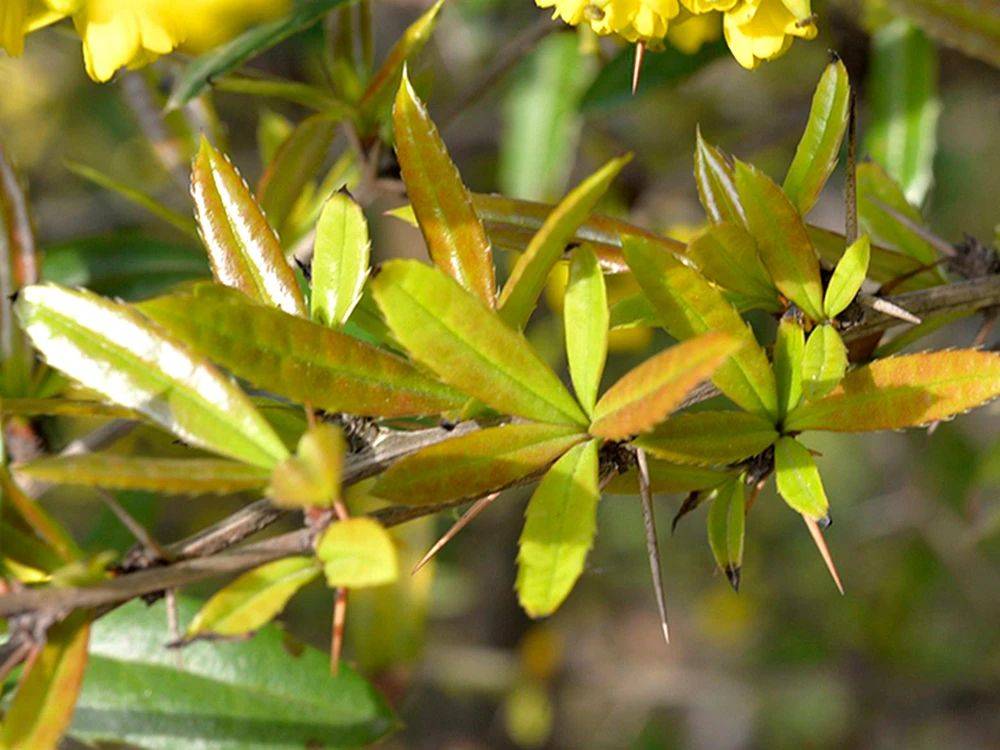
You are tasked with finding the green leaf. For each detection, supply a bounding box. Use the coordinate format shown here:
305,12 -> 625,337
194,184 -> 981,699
865,20 -> 940,205
888,0 -> 1000,69
16,284 -> 288,469
498,155 -> 630,329
393,70 -> 496,306
268,424 -> 344,509
214,74 -> 350,112
311,192 -> 370,327
1,144 -> 37,393
516,439 -> 600,618
734,160 -> 824,320
0,466 -> 79,563
0,397 -> 138,420
807,225 -> 937,292
139,283 -> 464,418
684,223 -> 778,310
786,350 -> 1000,432
564,245 -> 607,416
0,612 -> 90,750
371,260 -> 588,426
694,129 -> 745,226
590,332 -> 740,440
609,292 -> 660,330
707,476 -> 745,589
317,517 -> 399,588
801,324 -> 848,401
774,317 -> 805,418
782,58 -> 851,215
257,114 -> 341,236
15,455 -> 271,495
72,597 -> 396,749
191,138 -> 306,316
167,0 -> 353,109
604,460 -> 735,495
373,423 -> 586,506
774,436 -> 829,520
857,161 -> 940,267
621,234 -> 778,419
824,235 -> 871,319
186,557 -> 321,640
635,411 -> 777,466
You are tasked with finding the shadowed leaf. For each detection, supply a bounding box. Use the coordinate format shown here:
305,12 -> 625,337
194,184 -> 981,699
0,467 -> 79,563
635,411 -> 777,466
564,245 -> 608,416
807,225 -> 938,292
707,476 -> 745,591
857,161 -> 940,267
317,518 -> 399,588
684,223 -> 779,311
268,424 -> 344,509
887,0 -> 999,70
801,325 -> 849,401
311,193 -> 370,327
0,398 -> 138,420
824,235 -> 871,319
774,436 -> 829,520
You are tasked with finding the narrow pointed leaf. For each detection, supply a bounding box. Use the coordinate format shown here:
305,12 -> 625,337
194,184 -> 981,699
186,557 -> 321,640
782,59 -> 851,215
498,155 -> 631,329
735,160 -> 824,320
311,192 -> 370,327
786,350 -> 1000,432
824,235 -> 871,319
774,436 -> 829,520
590,332 -> 740,439
191,138 -> 306,316
393,71 -> 495,305
16,455 -> 271,495
371,261 -> 588,426
0,467 -> 79,563
516,439 -> 600,618
316,517 -> 399,588
16,284 -> 288,469
0,398 -> 139,420
707,476 -> 745,589
774,316 -> 805,418
808,225 -> 938,291
139,284 -> 465,418
373,423 -> 585,506
684,223 -> 779,310
857,161 -> 939,267
635,411 -> 778,466
622,234 -> 779,418
801,325 -> 848,401
694,129 -> 745,226
605,461 -> 735,495
564,245 -> 608,415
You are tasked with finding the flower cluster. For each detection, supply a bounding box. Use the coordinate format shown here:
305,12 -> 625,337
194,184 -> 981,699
1,0 -> 289,82
535,0 -> 817,68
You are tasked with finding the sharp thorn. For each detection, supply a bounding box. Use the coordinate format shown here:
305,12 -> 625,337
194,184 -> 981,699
632,42 -> 645,96
636,448 -> 670,644
803,515 -> 845,595
864,295 -> 922,325
330,587 -> 348,675
412,492 -> 500,575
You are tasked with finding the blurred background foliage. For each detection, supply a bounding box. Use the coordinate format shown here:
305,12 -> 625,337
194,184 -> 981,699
1,0 -> 998,748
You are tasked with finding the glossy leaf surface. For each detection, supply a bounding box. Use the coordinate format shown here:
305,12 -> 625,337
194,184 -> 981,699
824,235 -> 871,319
635,411 -> 778,466
564,245 -> 607,416
694,130 -> 745,226
774,317 -> 805,418
801,325 -> 848,402
707,476 -> 745,586
311,192 -> 369,327
774,436 -> 829,520
317,517 -> 399,588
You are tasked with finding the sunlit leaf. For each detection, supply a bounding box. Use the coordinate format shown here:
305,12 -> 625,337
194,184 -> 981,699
694,129 -> 745,226
684,223 -> 779,310
268,424 -> 344,509
734,160 -> 824,320
786,350 -> 1000,432
516,439 -> 600,617
824,235 -> 871,319
393,70 -> 496,306
801,325 -> 848,401
191,138 -> 306,316
373,423 -> 585,506
371,260 -> 588,426
311,192 -> 370,327
774,316 -> 805,418
590,332 -> 740,440
622,234 -> 778,418
774,436 -> 829,520
316,517 -> 398,588
782,58 -> 851,215
857,161 -> 939,267
139,283 -> 465,418
16,284 -> 289,469
564,245 -> 607,416
706,476 -> 745,590
635,411 -> 777,466
16,455 -> 270,495
605,460 -> 735,495
498,156 -> 630,329
186,557 -> 321,640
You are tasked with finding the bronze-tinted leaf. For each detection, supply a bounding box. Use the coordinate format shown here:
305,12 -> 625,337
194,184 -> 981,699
635,411 -> 777,466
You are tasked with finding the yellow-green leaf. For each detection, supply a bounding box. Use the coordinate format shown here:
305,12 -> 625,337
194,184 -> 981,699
311,192 -> 370,327
735,160 -> 825,320
621,234 -> 778,419
393,70 -> 496,306
371,260 -> 588,426
268,424 -> 344,509
590,332 -> 740,439
516,439 -> 600,618
774,316 -> 805,418
808,225 -> 938,292
564,245 -> 608,416
786,350 -> 1000,432
801,325 -> 848,401
634,411 -> 777,466
373,423 -> 586,506
191,138 -> 306,316
316,517 -> 398,588
498,155 -> 631,329
16,455 -> 271,495
684,223 -> 779,310
694,129 -> 746,226
824,235 -> 871,319
774,436 -> 829,520
707,476 -> 745,589
16,284 -> 289,469
185,557 -> 321,639
782,59 -> 851,215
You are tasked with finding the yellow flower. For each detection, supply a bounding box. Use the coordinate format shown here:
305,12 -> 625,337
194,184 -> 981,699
681,0 -> 737,12
182,0 -> 290,53
667,8 -> 721,53
536,0 -> 682,43
723,0 -> 817,69
1,0 -> 62,56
